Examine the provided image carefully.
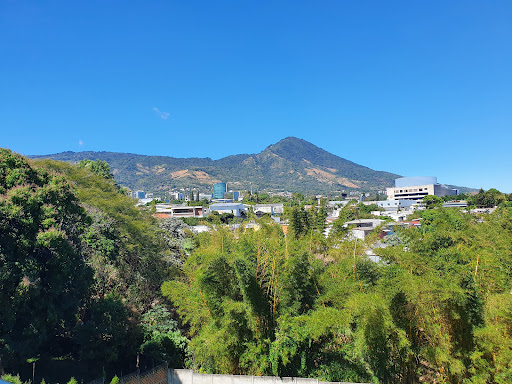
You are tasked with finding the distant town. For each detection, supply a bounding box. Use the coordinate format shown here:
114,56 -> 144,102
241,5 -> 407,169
131,176 -> 496,243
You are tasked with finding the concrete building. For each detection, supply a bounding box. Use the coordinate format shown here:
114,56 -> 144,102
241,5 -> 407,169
169,191 -> 184,200
343,218 -> 386,240
253,203 -> 285,215
386,176 -> 458,201
154,204 -> 207,218
372,210 -> 410,222
198,193 -> 212,201
210,202 -> 245,217
374,199 -> 417,211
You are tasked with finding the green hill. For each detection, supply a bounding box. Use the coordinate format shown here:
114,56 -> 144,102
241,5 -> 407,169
30,137 -> 399,194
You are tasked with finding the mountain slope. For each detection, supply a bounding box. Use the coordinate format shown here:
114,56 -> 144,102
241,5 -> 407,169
29,137 -> 400,193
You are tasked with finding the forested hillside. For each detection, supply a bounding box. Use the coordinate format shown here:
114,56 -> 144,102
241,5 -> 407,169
30,137 -> 400,193
0,150 -> 188,382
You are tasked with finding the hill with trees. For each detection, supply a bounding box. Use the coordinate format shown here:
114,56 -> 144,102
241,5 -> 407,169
30,137 -> 400,194
0,150 -> 188,382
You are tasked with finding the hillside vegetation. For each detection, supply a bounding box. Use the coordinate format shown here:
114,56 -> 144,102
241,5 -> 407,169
0,150 -> 187,381
30,137 -> 400,194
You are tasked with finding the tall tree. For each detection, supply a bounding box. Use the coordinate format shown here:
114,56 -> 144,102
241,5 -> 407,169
0,150 -> 93,366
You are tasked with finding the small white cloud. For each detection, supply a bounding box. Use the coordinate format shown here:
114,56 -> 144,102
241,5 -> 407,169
153,107 -> 170,120
78,139 -> 84,146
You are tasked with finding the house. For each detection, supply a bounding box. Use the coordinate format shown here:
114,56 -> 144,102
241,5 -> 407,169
154,204 -> 207,218
253,203 -> 285,216
343,219 -> 385,240
372,210 -> 409,222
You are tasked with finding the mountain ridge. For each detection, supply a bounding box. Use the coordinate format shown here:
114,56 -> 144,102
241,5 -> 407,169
30,137 -> 400,194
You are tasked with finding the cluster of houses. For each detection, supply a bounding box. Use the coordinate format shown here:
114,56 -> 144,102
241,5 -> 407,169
152,202 -> 285,220
138,176 -> 491,240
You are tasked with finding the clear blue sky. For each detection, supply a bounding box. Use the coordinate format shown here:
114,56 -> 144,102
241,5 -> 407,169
1,1 -> 511,192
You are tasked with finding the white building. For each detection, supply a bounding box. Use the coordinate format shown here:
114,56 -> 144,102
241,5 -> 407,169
154,204 -> 208,218
210,202 -> 246,217
253,203 -> 285,215
343,219 -> 385,240
386,176 -> 458,201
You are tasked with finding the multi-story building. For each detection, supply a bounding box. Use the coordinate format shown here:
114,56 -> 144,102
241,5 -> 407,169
134,190 -> 146,199
386,176 -> 458,201
212,182 -> 227,199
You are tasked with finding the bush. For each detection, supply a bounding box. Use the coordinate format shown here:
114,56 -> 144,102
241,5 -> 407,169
1,374 -> 24,384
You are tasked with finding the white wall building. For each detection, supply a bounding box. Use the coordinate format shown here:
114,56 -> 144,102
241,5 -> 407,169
343,219 -> 385,240
155,204 -> 208,218
253,204 -> 285,215
210,202 -> 246,217
386,176 -> 458,201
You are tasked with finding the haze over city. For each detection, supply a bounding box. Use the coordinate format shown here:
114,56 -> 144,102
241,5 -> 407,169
1,1 -> 511,192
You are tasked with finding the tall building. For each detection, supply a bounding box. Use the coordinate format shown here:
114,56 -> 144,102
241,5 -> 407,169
134,190 -> 146,199
386,176 -> 458,201
212,182 -> 227,199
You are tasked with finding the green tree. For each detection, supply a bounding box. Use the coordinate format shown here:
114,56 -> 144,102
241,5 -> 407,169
77,159 -> 114,180
139,305 -> 188,368
74,295 -> 139,366
468,188 -> 507,207
161,224 -> 324,376
33,157 -> 167,311
288,206 -> 305,238
0,150 -> 93,367
423,194 -> 443,208
159,217 -> 194,268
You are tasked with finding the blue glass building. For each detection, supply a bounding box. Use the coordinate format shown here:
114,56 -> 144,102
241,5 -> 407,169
212,182 -> 227,199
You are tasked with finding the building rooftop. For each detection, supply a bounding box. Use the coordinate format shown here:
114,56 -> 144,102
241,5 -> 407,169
210,202 -> 244,208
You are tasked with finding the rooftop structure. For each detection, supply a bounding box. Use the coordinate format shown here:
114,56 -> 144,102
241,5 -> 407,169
395,176 -> 437,188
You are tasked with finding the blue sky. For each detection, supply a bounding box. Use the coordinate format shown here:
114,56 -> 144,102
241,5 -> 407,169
1,1 -> 511,192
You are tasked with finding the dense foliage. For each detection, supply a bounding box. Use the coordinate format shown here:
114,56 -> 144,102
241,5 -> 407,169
163,206 -> 512,383
0,149 -> 93,366
0,151 -> 186,381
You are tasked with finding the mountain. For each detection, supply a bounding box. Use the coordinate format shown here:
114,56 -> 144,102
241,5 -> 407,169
30,137 -> 400,194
